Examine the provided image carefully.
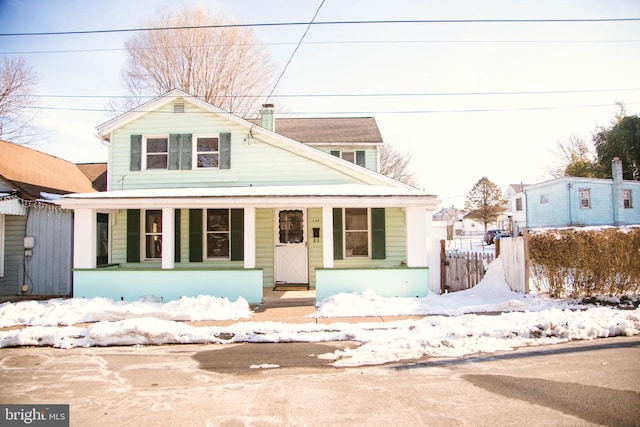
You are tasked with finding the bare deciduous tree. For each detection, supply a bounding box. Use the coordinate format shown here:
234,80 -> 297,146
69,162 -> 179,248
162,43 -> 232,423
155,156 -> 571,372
379,142 -> 418,187
0,56 -> 40,143
547,134 -> 604,179
120,6 -> 275,117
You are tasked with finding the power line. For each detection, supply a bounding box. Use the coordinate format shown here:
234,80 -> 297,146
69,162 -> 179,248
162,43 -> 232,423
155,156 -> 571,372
1,17 -> 639,37
20,87 -> 640,100
265,0 -> 325,103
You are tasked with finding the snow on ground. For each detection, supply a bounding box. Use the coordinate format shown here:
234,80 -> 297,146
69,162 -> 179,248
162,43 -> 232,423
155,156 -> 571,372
0,258 -> 638,367
313,258 -> 567,317
0,295 -> 252,327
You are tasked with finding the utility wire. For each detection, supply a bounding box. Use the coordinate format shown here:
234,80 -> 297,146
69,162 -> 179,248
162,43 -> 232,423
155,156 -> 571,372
1,17 -> 638,37
264,0 -> 325,104
18,87 -> 640,100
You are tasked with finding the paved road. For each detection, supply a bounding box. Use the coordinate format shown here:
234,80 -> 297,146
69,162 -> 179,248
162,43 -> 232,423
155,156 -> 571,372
1,336 -> 639,426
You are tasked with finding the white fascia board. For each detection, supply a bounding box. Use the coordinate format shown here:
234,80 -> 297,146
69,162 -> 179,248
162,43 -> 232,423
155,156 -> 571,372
305,142 -> 384,147
96,89 -> 250,139
56,195 -> 439,211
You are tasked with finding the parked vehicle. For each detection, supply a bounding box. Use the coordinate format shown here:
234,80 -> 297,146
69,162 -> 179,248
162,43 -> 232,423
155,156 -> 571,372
493,231 -> 512,242
483,229 -> 502,245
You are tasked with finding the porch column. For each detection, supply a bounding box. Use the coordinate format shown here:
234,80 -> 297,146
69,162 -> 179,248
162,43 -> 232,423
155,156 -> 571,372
74,208 -> 96,269
322,206 -> 334,268
244,207 -> 256,268
405,206 -> 428,267
162,207 -> 174,269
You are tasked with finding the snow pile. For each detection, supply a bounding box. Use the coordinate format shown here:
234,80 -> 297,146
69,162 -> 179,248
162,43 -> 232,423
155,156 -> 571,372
1,307 -> 637,367
0,295 -> 252,327
313,258 -> 576,317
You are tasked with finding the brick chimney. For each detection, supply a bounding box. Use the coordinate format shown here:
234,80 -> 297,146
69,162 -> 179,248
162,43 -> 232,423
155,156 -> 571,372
612,157 -> 625,225
260,104 -> 275,132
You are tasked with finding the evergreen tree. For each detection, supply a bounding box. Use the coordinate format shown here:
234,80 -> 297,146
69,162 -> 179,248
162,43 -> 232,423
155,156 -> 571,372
594,114 -> 640,180
464,177 -> 505,231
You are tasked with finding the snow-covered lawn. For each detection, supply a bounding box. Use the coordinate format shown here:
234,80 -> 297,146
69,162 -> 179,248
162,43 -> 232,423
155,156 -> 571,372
1,258 -> 638,367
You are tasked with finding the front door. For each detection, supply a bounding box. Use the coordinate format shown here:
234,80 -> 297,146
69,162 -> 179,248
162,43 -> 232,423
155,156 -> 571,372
274,209 -> 308,284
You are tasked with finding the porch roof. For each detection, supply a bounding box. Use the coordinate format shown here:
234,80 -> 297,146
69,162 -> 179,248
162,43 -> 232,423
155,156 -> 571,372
56,184 -> 440,210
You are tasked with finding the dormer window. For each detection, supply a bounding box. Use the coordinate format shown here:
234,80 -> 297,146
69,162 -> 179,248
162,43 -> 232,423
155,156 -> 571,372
330,150 -> 366,167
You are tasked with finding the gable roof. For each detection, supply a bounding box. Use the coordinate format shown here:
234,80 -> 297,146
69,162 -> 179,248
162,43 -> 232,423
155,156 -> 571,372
96,89 -> 418,190
77,163 -> 108,192
0,139 -> 97,199
247,117 -> 383,144
507,184 -> 524,194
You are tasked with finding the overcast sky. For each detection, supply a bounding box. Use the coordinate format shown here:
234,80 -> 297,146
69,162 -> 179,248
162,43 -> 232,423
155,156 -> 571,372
1,0 -> 639,207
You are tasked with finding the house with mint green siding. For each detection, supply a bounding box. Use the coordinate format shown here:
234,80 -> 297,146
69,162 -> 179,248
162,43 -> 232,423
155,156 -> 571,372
525,158 -> 640,228
56,89 -> 439,303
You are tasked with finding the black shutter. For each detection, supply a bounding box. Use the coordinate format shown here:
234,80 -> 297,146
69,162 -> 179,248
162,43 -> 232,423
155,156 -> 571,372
230,209 -> 244,261
126,209 -> 140,262
189,209 -> 203,262
219,133 -> 231,169
332,208 -> 343,260
330,150 -> 340,157
168,134 -> 180,170
130,135 -> 142,171
174,209 -> 181,263
180,134 -> 192,170
371,208 -> 386,259
356,151 -> 366,167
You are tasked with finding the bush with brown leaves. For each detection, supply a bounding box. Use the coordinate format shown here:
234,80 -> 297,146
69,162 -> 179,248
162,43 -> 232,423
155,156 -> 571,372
528,227 -> 640,298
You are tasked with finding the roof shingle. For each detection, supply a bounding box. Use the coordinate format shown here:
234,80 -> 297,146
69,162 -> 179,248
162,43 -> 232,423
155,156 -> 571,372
0,140 -> 97,199
248,117 -> 383,144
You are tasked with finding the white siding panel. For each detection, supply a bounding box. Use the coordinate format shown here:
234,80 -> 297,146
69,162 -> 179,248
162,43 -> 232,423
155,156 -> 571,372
255,208 -> 274,288
111,209 -> 127,264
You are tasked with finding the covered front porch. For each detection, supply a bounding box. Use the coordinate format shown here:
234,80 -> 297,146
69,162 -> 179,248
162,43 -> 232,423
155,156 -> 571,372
58,184 -> 438,303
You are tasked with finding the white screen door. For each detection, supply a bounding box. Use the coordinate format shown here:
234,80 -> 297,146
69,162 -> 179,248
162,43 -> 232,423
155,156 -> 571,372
274,209 -> 308,284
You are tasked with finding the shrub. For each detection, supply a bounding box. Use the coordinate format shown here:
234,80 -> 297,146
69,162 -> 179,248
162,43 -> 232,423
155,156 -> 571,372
528,227 -> 640,298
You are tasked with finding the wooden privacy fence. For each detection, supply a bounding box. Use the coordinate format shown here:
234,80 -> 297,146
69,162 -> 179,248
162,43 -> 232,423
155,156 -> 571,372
440,241 -> 495,293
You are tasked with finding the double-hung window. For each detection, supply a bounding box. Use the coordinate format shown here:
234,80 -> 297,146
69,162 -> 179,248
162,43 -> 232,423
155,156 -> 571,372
341,151 -> 355,163
345,208 -> 369,257
206,209 -> 230,258
143,210 -> 163,259
144,137 -> 168,169
624,189 -> 633,208
195,136 -> 219,168
579,188 -> 591,209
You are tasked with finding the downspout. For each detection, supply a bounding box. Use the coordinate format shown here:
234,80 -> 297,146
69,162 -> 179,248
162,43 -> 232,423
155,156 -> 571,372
524,188 -> 528,228
567,182 -> 573,226
612,157 -> 624,226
